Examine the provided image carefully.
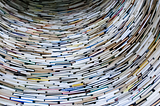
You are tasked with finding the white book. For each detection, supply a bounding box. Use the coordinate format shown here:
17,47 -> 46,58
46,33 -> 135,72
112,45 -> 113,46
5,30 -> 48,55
0,85 -> 15,92
98,90 -> 116,99
24,103 -> 49,106
0,98 -> 21,106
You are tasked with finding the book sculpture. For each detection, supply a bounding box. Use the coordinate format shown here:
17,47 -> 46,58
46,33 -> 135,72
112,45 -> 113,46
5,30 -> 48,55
0,0 -> 160,106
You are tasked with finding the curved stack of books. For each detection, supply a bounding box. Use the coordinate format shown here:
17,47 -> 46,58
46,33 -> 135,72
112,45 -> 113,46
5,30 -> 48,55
0,0 -> 160,106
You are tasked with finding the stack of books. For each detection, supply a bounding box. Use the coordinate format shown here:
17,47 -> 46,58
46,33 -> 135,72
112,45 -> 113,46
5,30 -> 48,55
0,0 -> 160,105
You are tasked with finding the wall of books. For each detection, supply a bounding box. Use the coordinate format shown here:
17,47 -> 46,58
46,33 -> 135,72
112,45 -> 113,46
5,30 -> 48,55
0,0 -> 160,106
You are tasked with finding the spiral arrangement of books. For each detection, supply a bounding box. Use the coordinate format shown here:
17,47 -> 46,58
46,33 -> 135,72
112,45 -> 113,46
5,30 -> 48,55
0,0 -> 160,106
